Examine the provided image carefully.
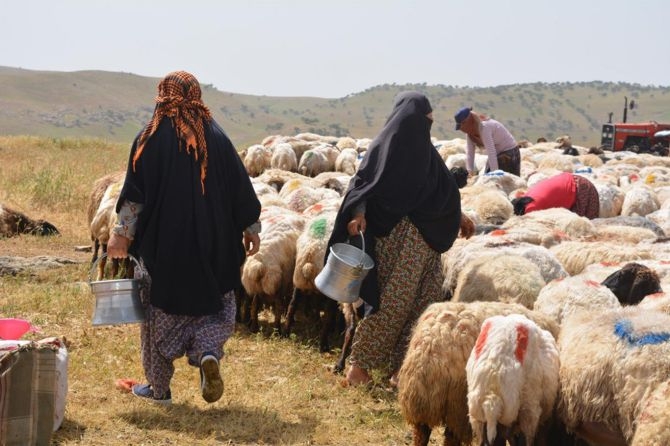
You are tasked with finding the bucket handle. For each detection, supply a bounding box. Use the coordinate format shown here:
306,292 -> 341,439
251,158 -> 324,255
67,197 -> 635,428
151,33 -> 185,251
348,231 -> 366,267
89,253 -> 139,283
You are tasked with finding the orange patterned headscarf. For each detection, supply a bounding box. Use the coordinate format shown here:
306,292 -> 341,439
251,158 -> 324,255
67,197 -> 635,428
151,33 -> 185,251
133,71 -> 213,192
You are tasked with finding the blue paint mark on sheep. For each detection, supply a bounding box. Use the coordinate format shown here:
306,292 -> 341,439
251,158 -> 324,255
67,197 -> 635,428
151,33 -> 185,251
614,318 -> 670,346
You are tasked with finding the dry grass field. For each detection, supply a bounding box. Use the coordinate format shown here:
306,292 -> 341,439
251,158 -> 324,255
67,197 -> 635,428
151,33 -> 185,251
0,136 -> 438,445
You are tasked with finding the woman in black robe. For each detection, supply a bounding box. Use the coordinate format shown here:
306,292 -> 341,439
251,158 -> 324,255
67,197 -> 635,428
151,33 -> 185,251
326,91 -> 462,386
108,71 -> 261,404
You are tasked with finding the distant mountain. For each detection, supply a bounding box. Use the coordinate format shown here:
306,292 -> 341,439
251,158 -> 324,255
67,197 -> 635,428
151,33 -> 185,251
1,66 -> 669,148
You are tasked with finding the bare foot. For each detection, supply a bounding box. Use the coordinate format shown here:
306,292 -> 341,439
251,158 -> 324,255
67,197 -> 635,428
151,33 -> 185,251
345,364 -> 372,386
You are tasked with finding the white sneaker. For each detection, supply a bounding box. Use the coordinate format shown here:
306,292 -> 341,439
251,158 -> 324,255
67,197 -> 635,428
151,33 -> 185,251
200,354 -> 223,403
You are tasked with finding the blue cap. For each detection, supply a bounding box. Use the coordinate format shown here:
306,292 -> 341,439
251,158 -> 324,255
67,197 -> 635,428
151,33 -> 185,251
454,107 -> 472,130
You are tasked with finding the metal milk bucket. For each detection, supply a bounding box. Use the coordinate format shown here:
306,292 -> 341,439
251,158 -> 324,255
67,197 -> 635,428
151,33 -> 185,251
315,232 -> 374,304
89,254 -> 145,326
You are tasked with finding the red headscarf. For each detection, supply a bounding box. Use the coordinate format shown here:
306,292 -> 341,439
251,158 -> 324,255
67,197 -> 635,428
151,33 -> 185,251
133,71 -> 213,192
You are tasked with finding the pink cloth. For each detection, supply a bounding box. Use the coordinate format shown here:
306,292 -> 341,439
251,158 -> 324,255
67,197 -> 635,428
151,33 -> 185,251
524,172 -> 577,214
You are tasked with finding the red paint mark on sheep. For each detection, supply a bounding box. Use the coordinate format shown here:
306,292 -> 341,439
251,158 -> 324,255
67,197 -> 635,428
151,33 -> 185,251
490,229 -> 507,236
585,280 -> 600,287
474,320 -> 492,360
646,292 -> 665,299
515,324 -> 529,364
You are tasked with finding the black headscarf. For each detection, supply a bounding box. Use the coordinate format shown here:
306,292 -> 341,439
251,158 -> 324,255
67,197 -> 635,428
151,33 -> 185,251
326,91 -> 461,312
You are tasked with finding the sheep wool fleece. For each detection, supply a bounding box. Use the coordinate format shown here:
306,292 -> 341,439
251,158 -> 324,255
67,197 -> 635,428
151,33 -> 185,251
348,217 -> 444,373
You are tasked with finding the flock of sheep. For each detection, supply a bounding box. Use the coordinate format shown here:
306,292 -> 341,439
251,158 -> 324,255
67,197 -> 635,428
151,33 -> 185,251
7,129 -> 670,446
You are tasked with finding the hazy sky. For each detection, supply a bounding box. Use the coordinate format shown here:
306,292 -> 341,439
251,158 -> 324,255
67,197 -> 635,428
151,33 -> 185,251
2,0 -> 668,98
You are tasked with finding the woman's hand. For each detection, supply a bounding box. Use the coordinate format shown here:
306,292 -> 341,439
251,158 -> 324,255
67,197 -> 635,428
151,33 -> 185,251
244,232 -> 261,256
107,232 -> 131,259
347,214 -> 366,236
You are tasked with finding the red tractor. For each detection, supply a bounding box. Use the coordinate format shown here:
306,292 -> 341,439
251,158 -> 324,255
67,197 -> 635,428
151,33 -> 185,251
601,121 -> 670,153
600,97 -> 670,154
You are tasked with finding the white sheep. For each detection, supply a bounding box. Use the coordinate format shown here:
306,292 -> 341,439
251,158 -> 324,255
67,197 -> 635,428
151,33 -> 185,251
460,185 -> 514,226
442,238 -> 567,298
335,136 -> 356,151
241,205 -> 306,333
630,379 -> 670,446
498,207 -> 597,248
334,148 -> 358,175
452,253 -> 546,309
558,306 -> 670,444
638,291 -> 670,314
397,301 -> 558,446
284,209 -> 340,352
466,314 -> 559,445
620,184 -> 660,217
298,148 -> 330,177
593,181 -> 625,218
549,240 -> 654,275
243,144 -> 272,177
279,181 -> 341,214
533,275 -> 621,325
270,142 -> 298,172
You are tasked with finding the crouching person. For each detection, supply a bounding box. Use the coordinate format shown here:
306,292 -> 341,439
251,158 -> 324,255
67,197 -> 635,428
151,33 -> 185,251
108,71 -> 261,404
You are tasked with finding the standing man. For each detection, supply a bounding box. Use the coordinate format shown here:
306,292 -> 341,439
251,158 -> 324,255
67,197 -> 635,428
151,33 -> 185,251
108,71 -> 261,404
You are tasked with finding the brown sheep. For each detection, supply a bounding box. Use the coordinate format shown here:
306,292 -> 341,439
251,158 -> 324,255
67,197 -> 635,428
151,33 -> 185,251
600,262 -> 662,305
0,204 -> 59,237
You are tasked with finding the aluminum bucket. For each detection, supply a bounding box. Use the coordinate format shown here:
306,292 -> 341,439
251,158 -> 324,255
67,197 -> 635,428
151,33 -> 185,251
315,232 -> 374,303
89,255 -> 145,326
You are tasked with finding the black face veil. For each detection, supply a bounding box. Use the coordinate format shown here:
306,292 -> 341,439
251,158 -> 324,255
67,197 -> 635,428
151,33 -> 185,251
327,91 -> 461,311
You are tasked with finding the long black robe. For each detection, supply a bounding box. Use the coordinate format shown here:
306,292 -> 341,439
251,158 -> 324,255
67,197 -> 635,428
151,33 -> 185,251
117,117 -> 261,316
326,92 -> 461,312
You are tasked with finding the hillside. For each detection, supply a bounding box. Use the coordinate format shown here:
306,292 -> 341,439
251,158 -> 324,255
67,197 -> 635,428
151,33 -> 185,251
1,66 -> 669,148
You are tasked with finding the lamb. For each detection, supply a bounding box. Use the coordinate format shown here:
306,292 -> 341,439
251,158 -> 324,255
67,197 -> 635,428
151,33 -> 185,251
397,301 -> 558,446
558,306 -> 670,444
241,206 -> 306,333
0,204 -> 59,237
452,253 -> 546,309
472,171 -> 527,195
466,314 -> 559,446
